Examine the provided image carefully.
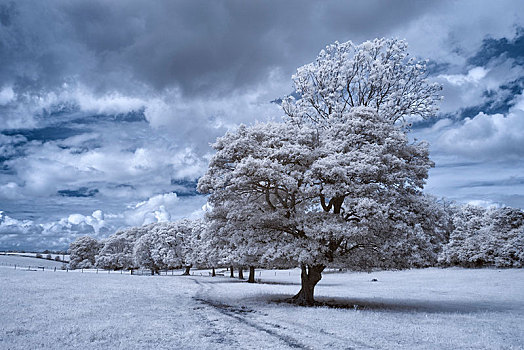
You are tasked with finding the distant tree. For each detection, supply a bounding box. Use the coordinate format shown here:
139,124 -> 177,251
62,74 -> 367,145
69,236 -> 101,269
96,225 -> 151,270
440,205 -> 524,267
176,218 -> 206,275
133,233 -> 162,275
54,255 -> 61,261
46,254 -> 52,260
35,253 -> 43,259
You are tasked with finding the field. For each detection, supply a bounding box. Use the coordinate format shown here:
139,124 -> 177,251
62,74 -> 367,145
1,255 -> 523,349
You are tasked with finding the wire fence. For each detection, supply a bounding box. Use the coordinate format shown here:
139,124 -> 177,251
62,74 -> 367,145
0,261 -> 339,278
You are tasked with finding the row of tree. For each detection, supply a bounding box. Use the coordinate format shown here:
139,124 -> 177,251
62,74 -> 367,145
68,200 -> 524,293
69,202 -> 524,271
440,205 -> 524,268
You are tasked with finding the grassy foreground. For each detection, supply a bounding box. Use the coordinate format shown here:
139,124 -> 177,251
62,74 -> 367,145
1,257 -> 523,349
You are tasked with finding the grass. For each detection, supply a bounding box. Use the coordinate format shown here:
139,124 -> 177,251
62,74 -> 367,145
1,256 -> 523,349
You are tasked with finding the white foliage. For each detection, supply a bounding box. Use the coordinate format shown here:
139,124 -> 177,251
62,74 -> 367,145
198,107 -> 439,271
282,38 -> 442,127
69,236 -> 101,269
440,205 -> 524,267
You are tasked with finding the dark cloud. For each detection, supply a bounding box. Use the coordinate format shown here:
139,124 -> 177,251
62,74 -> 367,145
0,0 -> 442,98
170,178 -> 199,197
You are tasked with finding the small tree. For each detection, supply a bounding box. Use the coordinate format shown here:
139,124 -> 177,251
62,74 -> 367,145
69,236 -> 100,269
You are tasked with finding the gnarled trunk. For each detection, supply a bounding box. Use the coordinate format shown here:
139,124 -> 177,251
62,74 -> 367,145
230,265 -> 234,278
238,267 -> 244,279
182,265 -> 191,275
291,264 -> 325,305
211,267 -> 216,277
248,266 -> 256,283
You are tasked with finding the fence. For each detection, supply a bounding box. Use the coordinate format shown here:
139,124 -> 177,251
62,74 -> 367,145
0,261 -> 335,279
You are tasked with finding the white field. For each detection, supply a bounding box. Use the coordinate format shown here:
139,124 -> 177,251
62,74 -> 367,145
1,252 -> 69,262
1,257 -> 523,349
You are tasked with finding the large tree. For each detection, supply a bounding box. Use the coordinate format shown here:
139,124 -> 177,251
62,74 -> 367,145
199,38 -> 442,305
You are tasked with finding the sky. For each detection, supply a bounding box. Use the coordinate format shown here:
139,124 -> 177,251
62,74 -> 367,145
0,0 -> 523,250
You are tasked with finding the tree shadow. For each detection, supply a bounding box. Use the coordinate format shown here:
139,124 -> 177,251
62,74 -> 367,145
255,280 -> 341,287
267,295 -> 518,314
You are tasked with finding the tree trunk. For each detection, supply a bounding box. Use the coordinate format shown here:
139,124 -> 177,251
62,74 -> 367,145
211,267 -> 216,277
291,264 -> 325,305
182,265 -> 191,275
230,265 -> 234,278
238,267 -> 244,279
248,266 -> 256,283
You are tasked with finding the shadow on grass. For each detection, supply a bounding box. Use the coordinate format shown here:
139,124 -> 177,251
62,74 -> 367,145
265,295 -> 517,314
255,280 -> 342,287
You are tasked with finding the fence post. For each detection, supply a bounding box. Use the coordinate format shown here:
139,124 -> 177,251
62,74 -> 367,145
82,268 -> 83,273
96,268 -> 98,274
14,264 -> 16,270
54,267 -> 56,272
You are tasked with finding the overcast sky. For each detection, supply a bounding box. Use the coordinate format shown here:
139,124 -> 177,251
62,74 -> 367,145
1,0 -> 523,250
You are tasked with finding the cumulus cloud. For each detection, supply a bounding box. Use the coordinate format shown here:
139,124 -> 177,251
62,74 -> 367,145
123,192 -> 179,226
0,191 -> 203,250
438,94 -> 524,160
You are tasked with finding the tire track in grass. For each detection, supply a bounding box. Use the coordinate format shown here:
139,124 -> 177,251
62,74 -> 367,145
191,278 -> 310,349
191,277 -> 370,350
154,276 -> 240,348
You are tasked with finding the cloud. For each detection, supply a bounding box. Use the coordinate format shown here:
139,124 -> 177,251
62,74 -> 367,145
438,94 -> 524,160
2,0 -> 524,250
440,67 -> 488,86
123,192 -> 179,226
0,86 -> 15,104
0,1 -> 444,99
0,192 -> 206,250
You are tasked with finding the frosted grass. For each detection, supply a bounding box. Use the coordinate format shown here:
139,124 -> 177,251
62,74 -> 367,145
1,258 -> 523,349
